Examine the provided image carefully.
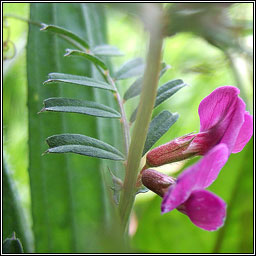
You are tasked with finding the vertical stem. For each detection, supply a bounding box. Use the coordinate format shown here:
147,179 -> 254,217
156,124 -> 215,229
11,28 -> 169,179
119,5 -> 164,231
94,65 -> 130,157
107,75 -> 130,156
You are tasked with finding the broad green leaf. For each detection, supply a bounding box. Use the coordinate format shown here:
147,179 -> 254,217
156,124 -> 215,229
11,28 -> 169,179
40,23 -> 90,50
130,79 -> 186,122
3,234 -> 24,254
155,79 -> 187,107
64,49 -> 108,70
41,97 -> 121,118
3,157 -> 33,253
114,57 -> 145,80
46,134 -> 125,161
142,111 -> 179,156
91,44 -> 124,56
28,3 -> 121,253
44,72 -> 115,91
123,62 -> 170,101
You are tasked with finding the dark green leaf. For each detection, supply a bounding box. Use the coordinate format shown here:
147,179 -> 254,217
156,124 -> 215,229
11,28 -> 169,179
3,234 -> 24,254
40,23 -> 90,50
159,62 -> 171,78
123,62 -> 170,101
91,44 -> 124,56
46,134 -> 125,161
44,72 -> 115,91
114,57 -> 145,80
155,79 -> 187,108
64,49 -> 108,70
41,97 -> 121,118
143,110 -> 179,155
123,77 -> 143,102
130,79 -> 186,123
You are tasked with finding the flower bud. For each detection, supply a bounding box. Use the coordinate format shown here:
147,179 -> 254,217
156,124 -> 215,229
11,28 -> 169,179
141,169 -> 176,197
146,134 -> 198,167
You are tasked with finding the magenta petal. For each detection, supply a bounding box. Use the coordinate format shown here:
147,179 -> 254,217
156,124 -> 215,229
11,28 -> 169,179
198,86 -> 240,132
220,97 -> 246,153
232,112 -> 253,153
161,144 -> 228,213
181,189 -> 226,231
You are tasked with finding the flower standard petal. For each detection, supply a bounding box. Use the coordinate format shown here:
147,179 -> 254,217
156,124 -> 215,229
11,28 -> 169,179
198,86 -> 240,132
180,189 -> 226,231
219,97 -> 246,154
232,111 -> 253,153
161,144 -> 228,213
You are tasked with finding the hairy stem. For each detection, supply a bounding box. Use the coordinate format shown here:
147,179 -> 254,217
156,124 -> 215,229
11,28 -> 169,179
107,75 -> 130,157
95,66 -> 130,157
118,4 -> 164,232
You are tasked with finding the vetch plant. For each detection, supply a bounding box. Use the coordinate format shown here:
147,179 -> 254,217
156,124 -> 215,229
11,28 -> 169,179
3,3 -> 253,253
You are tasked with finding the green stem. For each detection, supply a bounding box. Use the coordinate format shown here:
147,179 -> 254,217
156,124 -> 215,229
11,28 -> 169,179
94,65 -> 130,157
118,5 -> 164,232
107,75 -> 130,157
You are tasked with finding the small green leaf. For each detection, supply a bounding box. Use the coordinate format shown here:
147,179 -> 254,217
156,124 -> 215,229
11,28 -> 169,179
130,79 -> 186,123
91,44 -> 124,57
40,97 -> 121,118
123,62 -> 170,101
159,62 -> 171,78
64,49 -> 108,70
40,23 -> 89,50
143,110 -> 179,156
114,57 -> 145,80
136,185 -> 149,195
44,72 -> 115,91
46,134 -> 125,161
155,79 -> 187,108
3,233 -> 24,254
123,77 -> 143,102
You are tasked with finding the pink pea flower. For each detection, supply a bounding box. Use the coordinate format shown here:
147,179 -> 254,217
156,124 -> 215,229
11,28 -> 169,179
142,144 -> 229,231
146,86 -> 253,167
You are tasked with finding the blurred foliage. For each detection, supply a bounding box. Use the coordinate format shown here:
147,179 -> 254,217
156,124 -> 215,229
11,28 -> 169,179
3,2 -> 253,253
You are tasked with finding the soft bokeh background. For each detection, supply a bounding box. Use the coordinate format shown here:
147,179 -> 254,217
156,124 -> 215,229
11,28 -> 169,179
3,3 -> 253,253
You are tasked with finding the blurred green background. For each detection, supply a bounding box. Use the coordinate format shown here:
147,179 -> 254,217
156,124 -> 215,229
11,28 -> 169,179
3,3 -> 253,253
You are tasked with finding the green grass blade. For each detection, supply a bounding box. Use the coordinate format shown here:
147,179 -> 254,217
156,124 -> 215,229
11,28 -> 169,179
27,3 -> 109,252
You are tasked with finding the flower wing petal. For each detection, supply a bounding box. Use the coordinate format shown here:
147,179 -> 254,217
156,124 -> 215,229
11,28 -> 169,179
181,189 -> 226,231
161,144 -> 228,213
232,111 -> 253,153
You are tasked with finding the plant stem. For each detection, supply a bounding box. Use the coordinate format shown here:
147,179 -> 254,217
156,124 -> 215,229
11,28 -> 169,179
107,75 -> 130,157
95,65 -> 130,157
118,5 -> 164,232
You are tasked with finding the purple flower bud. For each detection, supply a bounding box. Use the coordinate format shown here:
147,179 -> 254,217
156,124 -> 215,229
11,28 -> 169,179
141,169 -> 176,197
